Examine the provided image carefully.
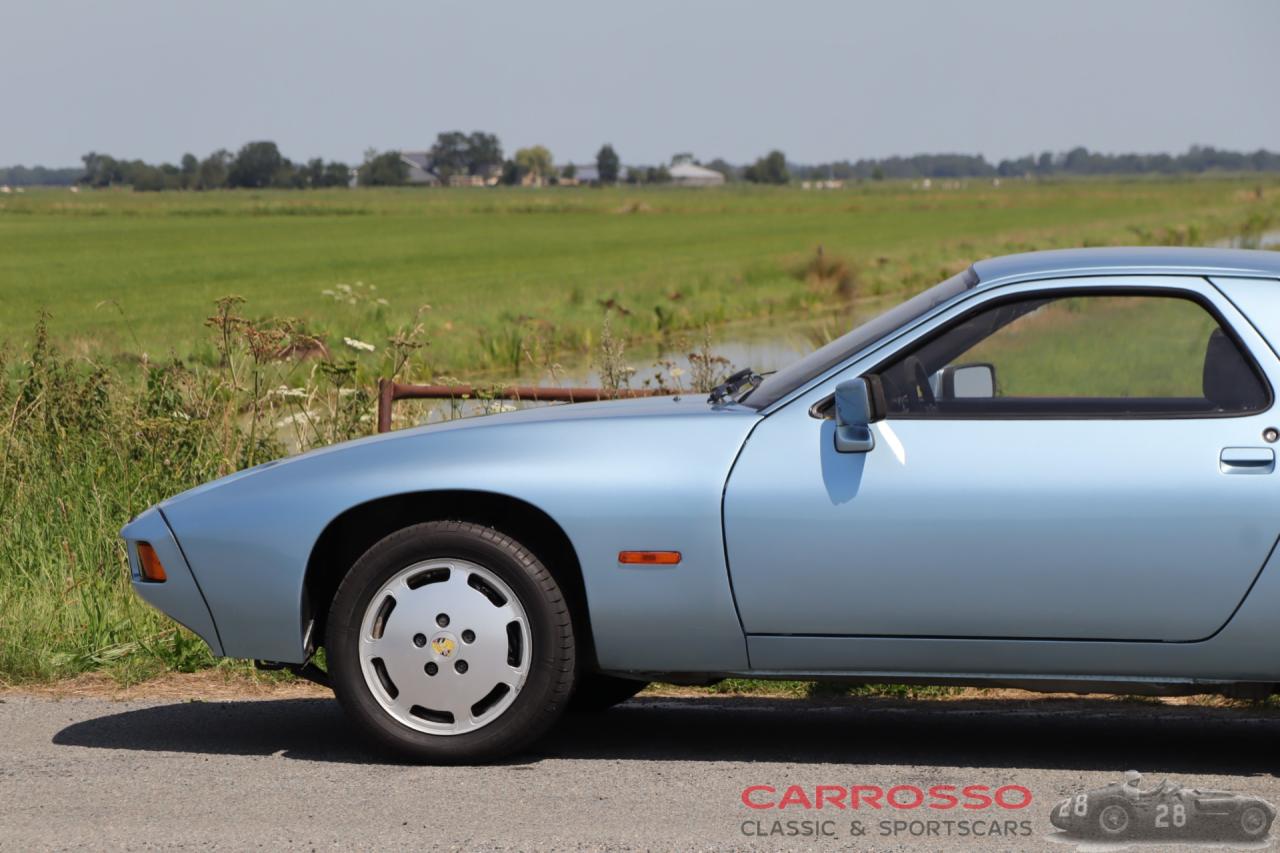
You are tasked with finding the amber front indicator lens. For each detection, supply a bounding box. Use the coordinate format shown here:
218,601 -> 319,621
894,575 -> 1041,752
136,542 -> 167,582
618,551 -> 682,565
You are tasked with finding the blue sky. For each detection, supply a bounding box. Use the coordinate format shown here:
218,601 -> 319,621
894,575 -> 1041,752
4,0 -> 1277,167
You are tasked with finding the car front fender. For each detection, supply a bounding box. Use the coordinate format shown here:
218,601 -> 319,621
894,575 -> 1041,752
155,403 -> 759,669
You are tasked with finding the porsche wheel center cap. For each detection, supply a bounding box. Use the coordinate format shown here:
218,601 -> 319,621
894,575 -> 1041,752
429,632 -> 458,658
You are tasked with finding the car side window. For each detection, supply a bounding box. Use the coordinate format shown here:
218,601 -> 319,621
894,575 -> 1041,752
876,291 -> 1270,417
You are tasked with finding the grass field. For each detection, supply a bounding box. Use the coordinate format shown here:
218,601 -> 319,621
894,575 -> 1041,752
2,177 -> 1279,687
2,179 -> 1277,377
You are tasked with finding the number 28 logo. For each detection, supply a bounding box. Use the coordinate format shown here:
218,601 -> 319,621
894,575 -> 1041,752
1055,796 -> 1186,829
1058,795 -> 1089,819
1155,803 -> 1187,828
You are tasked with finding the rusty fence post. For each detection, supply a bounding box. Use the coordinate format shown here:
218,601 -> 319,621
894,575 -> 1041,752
377,378 -> 395,434
375,380 -> 667,434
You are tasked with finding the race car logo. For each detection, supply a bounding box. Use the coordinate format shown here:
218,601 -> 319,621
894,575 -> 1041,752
430,634 -> 457,658
1049,771 -> 1275,846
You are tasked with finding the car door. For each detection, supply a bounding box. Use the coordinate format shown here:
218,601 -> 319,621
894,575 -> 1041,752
723,276 -> 1280,649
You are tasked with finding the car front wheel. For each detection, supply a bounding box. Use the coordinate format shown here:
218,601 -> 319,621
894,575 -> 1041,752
1096,803 -> 1132,837
1240,805 -> 1271,839
328,520 -> 575,763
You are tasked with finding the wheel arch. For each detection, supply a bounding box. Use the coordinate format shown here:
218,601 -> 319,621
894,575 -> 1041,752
304,489 -> 594,666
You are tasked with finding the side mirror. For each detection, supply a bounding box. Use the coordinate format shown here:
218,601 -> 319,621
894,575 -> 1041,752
937,363 -> 996,400
833,377 -> 877,453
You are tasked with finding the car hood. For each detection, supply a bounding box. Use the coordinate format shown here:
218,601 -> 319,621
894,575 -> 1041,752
159,393 -> 759,510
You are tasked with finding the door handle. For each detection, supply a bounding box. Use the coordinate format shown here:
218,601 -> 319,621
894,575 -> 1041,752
1220,447 -> 1276,475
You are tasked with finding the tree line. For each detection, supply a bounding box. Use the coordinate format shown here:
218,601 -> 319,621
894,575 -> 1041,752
77,144 -> 354,191
795,146 -> 1280,181
3,140 -> 1279,190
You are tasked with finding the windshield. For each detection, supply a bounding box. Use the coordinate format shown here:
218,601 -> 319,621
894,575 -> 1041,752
741,267 -> 978,408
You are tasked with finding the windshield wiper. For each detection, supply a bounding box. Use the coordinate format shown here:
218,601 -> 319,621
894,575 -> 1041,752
708,368 -> 763,405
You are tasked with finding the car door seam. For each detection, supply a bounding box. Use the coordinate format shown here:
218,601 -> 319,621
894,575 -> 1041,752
719,415 -> 766,664
1192,530 -> 1280,644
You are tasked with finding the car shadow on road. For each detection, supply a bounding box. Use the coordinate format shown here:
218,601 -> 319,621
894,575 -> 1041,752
52,694 -> 1280,771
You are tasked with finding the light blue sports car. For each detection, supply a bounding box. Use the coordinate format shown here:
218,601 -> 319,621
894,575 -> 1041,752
122,247 -> 1280,762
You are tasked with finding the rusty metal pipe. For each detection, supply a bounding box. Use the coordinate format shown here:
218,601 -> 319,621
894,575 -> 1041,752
377,378 -> 667,433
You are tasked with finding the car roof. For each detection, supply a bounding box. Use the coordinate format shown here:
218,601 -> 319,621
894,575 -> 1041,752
972,247 -> 1280,288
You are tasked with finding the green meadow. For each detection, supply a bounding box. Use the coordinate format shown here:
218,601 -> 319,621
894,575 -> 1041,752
2,179 -> 1277,376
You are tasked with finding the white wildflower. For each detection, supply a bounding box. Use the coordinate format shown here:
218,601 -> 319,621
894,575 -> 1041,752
376,298 -> 389,306
343,336 -> 375,352
321,288 -> 335,297
274,412 -> 310,429
336,283 -> 352,293
270,385 -> 307,399
669,367 -> 685,379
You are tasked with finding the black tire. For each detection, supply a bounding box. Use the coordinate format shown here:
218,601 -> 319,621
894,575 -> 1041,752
1094,802 -> 1133,838
327,520 -> 575,763
1240,804 -> 1272,839
570,672 -> 649,712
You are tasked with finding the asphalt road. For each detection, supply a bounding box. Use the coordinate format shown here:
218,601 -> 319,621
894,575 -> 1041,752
3,692 -> 1279,851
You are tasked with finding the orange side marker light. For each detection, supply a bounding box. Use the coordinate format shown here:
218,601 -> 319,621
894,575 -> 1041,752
618,551 -> 682,566
136,542 -> 168,582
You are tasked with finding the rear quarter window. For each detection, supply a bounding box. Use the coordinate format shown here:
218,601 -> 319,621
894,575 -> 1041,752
1210,277 -> 1280,361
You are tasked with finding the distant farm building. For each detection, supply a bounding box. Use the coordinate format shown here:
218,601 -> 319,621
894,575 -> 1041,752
563,164 -> 600,185
669,162 -> 725,187
389,152 -> 500,187
399,151 -> 441,186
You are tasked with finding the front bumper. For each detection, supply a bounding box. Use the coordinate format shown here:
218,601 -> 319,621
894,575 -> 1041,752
121,507 -> 224,656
